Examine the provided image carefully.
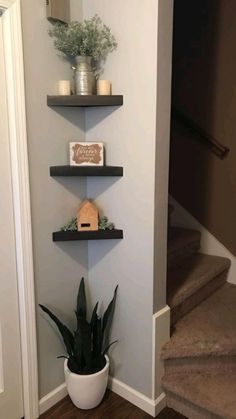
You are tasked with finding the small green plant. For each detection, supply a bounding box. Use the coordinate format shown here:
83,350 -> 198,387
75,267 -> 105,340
49,15 -> 117,75
39,278 -> 118,375
60,217 -> 77,232
60,216 -> 115,232
99,216 -> 114,231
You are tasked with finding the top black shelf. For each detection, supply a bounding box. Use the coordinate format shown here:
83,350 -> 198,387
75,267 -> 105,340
50,165 -> 123,177
47,95 -> 123,107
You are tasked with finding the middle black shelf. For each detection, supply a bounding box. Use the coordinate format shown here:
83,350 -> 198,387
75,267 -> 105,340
53,229 -> 123,241
50,165 -> 123,177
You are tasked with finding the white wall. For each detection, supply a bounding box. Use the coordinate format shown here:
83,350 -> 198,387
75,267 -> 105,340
153,0 -> 173,401
0,21 -> 23,416
21,0 -> 88,398
154,0 -> 173,313
83,0 -> 158,398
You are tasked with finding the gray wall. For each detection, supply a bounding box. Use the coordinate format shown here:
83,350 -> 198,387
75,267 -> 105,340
21,0 -> 170,402
83,0 -> 158,397
21,0 -> 87,398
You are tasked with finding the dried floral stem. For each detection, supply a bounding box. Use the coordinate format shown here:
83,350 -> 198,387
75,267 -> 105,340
49,15 -> 117,76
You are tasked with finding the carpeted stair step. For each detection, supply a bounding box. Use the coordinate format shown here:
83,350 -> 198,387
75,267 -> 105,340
162,369 -> 236,419
167,254 -> 230,325
168,227 -> 201,269
163,283 -> 236,362
164,357 -> 236,378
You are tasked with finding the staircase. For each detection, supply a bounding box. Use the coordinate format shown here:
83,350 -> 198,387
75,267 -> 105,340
162,219 -> 236,418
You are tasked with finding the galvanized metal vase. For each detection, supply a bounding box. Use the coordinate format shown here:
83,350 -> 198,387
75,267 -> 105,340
73,56 -> 96,95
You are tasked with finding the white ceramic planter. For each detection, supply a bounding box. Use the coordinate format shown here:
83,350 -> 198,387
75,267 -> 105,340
64,356 -> 109,410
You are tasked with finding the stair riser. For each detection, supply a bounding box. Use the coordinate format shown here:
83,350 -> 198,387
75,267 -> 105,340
171,269 -> 229,326
165,392 -> 222,419
164,357 -> 236,374
168,240 -> 200,269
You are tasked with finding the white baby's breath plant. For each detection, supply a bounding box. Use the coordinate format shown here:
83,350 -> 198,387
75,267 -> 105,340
49,15 -> 117,76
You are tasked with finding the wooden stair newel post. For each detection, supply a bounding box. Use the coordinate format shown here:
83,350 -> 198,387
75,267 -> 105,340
77,200 -> 99,231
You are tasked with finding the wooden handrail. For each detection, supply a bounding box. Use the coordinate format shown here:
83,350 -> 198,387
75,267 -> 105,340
172,107 -> 230,160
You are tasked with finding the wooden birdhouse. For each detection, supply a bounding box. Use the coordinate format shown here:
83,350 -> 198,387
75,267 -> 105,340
77,200 -> 99,231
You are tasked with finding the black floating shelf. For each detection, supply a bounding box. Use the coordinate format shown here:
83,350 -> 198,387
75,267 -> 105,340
53,230 -> 123,241
50,165 -> 123,177
47,95 -> 123,107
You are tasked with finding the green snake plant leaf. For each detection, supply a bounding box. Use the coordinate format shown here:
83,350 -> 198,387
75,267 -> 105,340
102,285 -> 118,349
76,278 -> 87,328
40,279 -> 118,375
91,354 -> 106,374
81,320 -> 92,373
68,356 -> 81,374
91,310 -> 98,353
93,316 -> 103,357
39,304 -> 74,357
90,301 -> 99,328
102,340 -> 118,356
74,329 -> 83,370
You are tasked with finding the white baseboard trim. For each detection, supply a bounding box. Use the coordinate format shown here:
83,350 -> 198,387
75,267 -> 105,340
39,382 -> 67,415
108,377 -> 166,417
152,305 -> 170,401
39,378 -> 166,417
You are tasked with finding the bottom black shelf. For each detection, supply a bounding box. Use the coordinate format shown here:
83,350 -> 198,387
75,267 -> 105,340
53,229 -> 123,242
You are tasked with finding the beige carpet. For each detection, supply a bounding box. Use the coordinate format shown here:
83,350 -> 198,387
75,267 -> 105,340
163,369 -> 236,419
163,283 -> 236,360
162,224 -> 235,418
168,227 -> 201,269
168,253 -> 230,325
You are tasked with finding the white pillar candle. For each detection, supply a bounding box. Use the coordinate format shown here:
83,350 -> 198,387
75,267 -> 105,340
58,80 -> 71,95
97,80 -> 111,95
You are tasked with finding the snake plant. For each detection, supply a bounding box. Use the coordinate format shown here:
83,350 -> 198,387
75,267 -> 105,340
39,278 -> 118,375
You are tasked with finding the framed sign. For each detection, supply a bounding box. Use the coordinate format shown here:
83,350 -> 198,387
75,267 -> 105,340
70,142 -> 104,166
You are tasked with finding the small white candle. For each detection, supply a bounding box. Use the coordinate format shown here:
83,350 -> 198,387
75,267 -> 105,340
58,80 -> 71,95
97,80 -> 111,95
